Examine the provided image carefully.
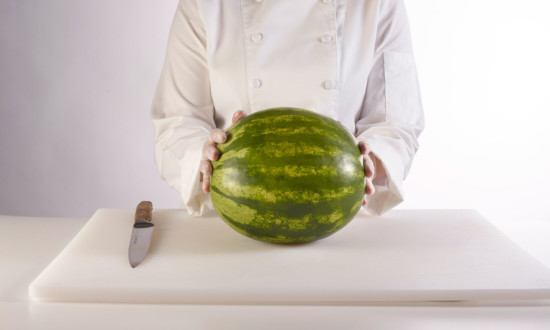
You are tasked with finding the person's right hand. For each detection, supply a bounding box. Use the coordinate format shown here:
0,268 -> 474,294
200,110 -> 247,193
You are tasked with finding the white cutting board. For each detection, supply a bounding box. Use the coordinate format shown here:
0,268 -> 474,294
29,209 -> 550,304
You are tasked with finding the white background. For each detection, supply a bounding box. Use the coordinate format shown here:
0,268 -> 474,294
1,0 -> 549,226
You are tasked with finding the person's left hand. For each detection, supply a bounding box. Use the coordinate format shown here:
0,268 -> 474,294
359,142 -> 375,205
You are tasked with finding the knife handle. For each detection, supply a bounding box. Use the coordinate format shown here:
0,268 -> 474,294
135,201 -> 153,222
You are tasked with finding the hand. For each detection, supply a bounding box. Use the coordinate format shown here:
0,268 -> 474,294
200,110 -> 247,193
359,142 -> 375,205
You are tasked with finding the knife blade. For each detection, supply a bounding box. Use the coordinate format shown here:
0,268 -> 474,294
128,201 -> 154,268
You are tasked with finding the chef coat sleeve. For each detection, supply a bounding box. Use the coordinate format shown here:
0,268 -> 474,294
356,0 -> 425,215
151,0 -> 216,216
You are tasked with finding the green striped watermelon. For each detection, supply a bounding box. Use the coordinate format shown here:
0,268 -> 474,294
210,108 -> 365,244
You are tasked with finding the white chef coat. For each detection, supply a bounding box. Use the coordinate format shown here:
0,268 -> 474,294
151,0 -> 424,216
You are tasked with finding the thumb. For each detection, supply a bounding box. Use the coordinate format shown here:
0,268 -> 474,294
232,110 -> 247,124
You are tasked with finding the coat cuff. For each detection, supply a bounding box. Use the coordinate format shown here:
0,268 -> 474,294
179,136 -> 214,216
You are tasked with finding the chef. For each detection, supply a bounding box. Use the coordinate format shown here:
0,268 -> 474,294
151,0 -> 424,217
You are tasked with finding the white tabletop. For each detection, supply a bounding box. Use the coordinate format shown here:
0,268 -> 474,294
1,212 -> 550,330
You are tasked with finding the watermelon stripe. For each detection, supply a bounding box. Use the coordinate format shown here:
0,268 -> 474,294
215,199 -> 362,244
222,110 -> 356,152
216,155 -> 363,175
211,168 -> 363,204
213,157 -> 364,193
217,142 -> 340,166
210,183 -> 363,222
214,163 -> 340,179
221,132 -> 355,157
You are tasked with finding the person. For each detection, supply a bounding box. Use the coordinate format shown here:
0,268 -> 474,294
151,0 -> 424,217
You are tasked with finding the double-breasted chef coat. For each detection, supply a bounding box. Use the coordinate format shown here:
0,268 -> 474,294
151,0 -> 425,216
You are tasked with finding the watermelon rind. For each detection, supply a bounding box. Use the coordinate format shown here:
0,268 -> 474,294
210,108 -> 364,244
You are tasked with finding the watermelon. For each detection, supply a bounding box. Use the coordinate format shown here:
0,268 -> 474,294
210,108 -> 365,244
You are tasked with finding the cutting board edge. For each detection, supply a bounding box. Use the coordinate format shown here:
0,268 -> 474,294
28,286 -> 550,305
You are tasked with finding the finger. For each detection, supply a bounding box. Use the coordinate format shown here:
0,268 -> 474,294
202,143 -> 219,161
363,153 -> 375,179
362,196 -> 367,206
232,110 -> 247,124
199,160 -> 212,192
199,159 -> 212,176
202,173 -> 211,193
365,177 -> 375,196
359,141 -> 371,155
209,128 -> 227,144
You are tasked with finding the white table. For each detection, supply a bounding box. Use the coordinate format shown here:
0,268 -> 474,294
1,212 -> 550,330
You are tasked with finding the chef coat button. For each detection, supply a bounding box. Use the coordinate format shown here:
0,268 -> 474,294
253,79 -> 262,88
323,80 -> 338,90
319,0 -> 332,4
251,33 -> 263,43
319,34 -> 333,43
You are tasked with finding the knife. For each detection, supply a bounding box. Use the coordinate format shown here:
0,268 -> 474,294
128,201 -> 154,268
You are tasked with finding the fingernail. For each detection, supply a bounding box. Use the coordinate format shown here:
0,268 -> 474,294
214,132 -> 225,143
233,111 -> 245,122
